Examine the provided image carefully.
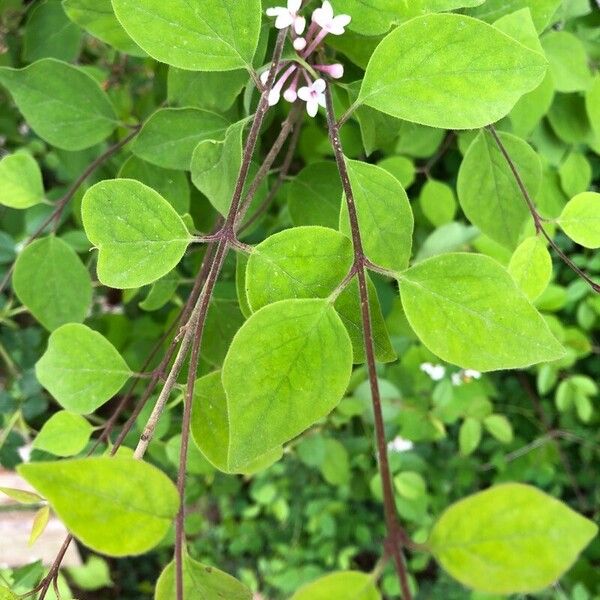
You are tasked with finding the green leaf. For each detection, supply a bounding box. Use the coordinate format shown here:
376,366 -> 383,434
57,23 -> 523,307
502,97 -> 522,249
0,487 -> 43,505
190,119 -> 245,215
29,505 -> 50,546
139,272 -> 179,312
246,227 -> 354,312
419,179 -> 457,227
467,0 -> 562,32
62,0 -> 146,55
558,192 -> 600,249
32,411 -> 93,457
287,161 -> 343,229
82,179 -> 192,288
112,0 -> 261,71
36,323 -> 131,414
429,483 -> 598,593
558,152 -> 592,199
394,471 -> 426,500
340,159 -> 413,271
132,108 -> 229,171
0,586 -> 18,599
399,253 -> 565,371
13,236 -> 92,331
457,130 -> 541,249
18,457 -> 179,556
66,556 -> 112,592
23,0 -> 82,63
493,8 -> 544,54
359,14 -> 547,129
191,371 -> 283,474
291,571 -> 380,600
222,299 -> 352,469
119,156 -> 190,215
334,276 -> 396,364
320,439 -> 350,486
587,76 -> 600,139
510,71 -> 555,138
0,59 -> 117,151
168,67 -> 247,113
155,554 -> 251,600
0,152 -> 44,209
483,414 -> 514,443
508,236 -> 552,301
459,417 -> 481,456
541,31 -> 592,93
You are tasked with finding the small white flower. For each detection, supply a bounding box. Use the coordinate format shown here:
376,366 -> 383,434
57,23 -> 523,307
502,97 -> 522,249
420,362 -> 446,381
312,0 -> 351,35
388,436 -> 414,453
293,37 -> 307,51
266,0 -> 306,35
451,373 -> 462,387
297,78 -> 327,117
464,369 -> 482,380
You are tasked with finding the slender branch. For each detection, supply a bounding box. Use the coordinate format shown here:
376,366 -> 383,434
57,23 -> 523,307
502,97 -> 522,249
235,102 -> 303,229
487,125 -> 600,294
324,85 -> 413,600
0,126 -> 141,296
174,241 -> 228,599
239,109 -> 303,235
417,131 -> 455,177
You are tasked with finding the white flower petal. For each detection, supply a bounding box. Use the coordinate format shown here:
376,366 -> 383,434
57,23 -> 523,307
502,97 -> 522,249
297,86 -> 311,101
288,0 -> 302,12
321,0 -> 334,21
306,98 -> 319,117
311,7 -> 325,26
294,15 -> 306,35
334,14 -> 352,27
266,6 -> 286,16
268,89 -> 281,106
275,12 -> 295,28
317,94 -> 327,108
313,78 -> 326,92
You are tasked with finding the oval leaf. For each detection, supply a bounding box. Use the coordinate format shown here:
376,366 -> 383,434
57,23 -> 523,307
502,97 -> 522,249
13,236 -> 92,331
0,58 -> 117,150
291,571 -> 380,600
359,14 -> 547,129
32,411 -> 93,457
340,159 -> 414,271
222,299 -> 353,469
191,371 -> 283,475
457,130 -> 541,249
155,554 -> 251,600
558,192 -> 600,249
399,253 -> 565,371
82,179 -> 192,288
246,226 -> 354,311
429,483 -> 598,594
131,107 -> 229,171
36,323 -> 131,414
508,236 -> 552,301
18,457 -> 179,557
112,0 -> 261,71
0,152 -> 44,209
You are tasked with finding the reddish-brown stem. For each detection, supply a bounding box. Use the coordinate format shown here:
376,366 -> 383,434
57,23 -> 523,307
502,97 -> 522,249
324,85 -> 413,599
172,29 -> 289,600
239,109 -> 303,235
488,125 -> 600,294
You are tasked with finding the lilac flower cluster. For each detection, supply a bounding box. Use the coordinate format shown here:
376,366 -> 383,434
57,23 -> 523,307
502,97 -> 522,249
264,1 -> 351,116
